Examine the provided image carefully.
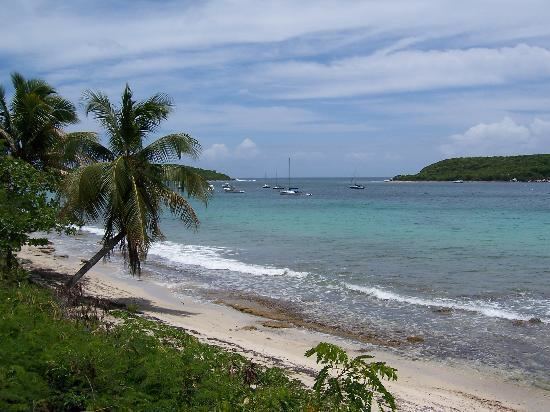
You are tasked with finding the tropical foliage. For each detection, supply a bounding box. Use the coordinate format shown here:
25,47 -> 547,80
62,84 -> 211,287
306,342 -> 397,411
394,154 -> 550,181
0,157 -> 65,269
0,73 -> 77,168
0,271 -> 397,411
0,274 -> 313,411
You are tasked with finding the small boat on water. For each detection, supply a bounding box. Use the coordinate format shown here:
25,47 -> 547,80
262,172 -> 271,188
453,180 -> 464,183
349,173 -> 365,189
272,169 -> 284,190
221,182 -> 231,188
281,158 -> 301,195
223,185 -> 245,193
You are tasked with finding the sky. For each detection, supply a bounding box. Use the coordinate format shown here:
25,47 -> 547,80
2,0 -> 550,177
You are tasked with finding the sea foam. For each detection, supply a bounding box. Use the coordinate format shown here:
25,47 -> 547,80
345,283 -> 549,323
80,226 -> 106,236
80,226 -> 307,278
149,241 -> 308,278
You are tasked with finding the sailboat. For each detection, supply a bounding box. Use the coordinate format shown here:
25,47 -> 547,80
262,172 -> 270,188
272,169 -> 284,190
280,157 -> 301,195
349,173 -> 365,189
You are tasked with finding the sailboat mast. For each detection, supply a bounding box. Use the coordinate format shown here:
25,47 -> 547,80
288,157 -> 291,188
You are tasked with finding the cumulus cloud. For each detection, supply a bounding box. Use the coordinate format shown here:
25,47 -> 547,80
440,117 -> 550,157
203,138 -> 259,160
235,138 -> 259,158
202,143 -> 230,160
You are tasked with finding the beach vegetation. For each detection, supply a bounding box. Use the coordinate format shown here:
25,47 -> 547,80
306,342 -> 397,411
61,84 -> 211,288
0,157 -> 67,269
0,270 -> 315,411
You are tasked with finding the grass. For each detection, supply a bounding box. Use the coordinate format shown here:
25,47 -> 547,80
0,270 -> 316,411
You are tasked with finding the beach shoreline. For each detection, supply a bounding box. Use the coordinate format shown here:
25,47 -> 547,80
18,244 -> 550,411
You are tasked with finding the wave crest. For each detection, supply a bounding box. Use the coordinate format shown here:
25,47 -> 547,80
345,283 -> 549,323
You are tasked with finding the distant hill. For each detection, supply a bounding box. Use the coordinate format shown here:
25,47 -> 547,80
393,154 -> 550,182
188,166 -> 230,181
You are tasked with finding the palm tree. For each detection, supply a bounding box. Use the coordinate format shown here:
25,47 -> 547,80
0,72 -> 77,167
63,84 -> 210,288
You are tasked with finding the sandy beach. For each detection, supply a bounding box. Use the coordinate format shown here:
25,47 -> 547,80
19,244 -> 550,412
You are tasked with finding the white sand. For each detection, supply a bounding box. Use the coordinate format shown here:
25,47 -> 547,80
19,245 -> 550,411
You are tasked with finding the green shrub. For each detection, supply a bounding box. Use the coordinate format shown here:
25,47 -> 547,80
0,273 -> 397,411
306,342 -> 397,411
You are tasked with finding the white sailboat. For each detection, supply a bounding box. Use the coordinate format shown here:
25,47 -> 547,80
262,172 -> 270,188
272,169 -> 284,190
280,157 -> 301,195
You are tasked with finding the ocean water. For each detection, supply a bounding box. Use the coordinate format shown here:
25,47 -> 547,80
54,179 -> 550,386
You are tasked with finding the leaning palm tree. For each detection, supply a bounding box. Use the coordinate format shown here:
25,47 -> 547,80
63,84 -> 210,288
0,72 -> 77,167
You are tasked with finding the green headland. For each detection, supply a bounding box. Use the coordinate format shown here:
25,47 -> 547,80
190,166 -> 231,180
393,154 -> 550,182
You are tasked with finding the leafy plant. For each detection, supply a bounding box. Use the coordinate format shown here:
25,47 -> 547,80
0,157 -> 69,269
306,342 -> 397,411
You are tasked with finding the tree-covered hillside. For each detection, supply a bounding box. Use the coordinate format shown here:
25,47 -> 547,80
393,154 -> 550,181
187,166 -> 231,180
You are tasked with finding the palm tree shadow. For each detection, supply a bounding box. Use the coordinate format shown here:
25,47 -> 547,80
113,297 -> 197,317
27,267 -> 197,317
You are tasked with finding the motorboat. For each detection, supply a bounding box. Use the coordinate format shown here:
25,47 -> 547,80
453,180 -> 464,183
223,185 -> 245,193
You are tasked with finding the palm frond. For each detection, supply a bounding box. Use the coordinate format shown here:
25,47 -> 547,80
161,188 -> 200,229
162,164 -> 211,203
123,175 -> 151,274
0,85 -> 13,134
47,95 -> 78,125
55,132 -> 114,167
62,162 -> 109,222
139,133 -> 201,164
134,93 -> 172,135
82,89 -> 122,154
119,84 -> 142,153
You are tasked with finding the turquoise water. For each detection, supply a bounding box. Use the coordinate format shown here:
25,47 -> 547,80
61,179 -> 550,386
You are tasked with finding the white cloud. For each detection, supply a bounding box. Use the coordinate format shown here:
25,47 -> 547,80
203,143 -> 230,160
235,138 -> 259,158
3,1 -> 550,69
252,44 -> 550,99
203,138 -> 259,160
440,117 -> 550,157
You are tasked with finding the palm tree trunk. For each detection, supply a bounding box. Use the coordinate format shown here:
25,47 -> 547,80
65,232 -> 125,289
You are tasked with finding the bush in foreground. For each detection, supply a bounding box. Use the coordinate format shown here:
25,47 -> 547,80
0,271 -> 396,411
